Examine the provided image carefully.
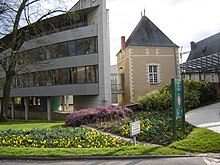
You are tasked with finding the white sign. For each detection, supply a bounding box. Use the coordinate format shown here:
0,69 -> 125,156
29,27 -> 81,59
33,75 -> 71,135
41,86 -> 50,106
130,121 -> 140,137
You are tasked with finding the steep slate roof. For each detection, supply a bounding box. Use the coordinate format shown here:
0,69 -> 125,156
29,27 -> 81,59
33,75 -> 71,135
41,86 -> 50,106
187,32 -> 220,61
125,16 -> 178,48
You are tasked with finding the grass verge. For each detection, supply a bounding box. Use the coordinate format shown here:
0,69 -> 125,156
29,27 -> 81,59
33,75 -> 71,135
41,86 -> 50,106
0,146 -> 186,157
0,121 -> 219,156
169,128 -> 220,153
0,120 -> 64,130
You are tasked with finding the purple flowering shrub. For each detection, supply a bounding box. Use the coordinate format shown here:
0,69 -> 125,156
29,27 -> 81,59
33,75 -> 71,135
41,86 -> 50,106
65,105 -> 133,127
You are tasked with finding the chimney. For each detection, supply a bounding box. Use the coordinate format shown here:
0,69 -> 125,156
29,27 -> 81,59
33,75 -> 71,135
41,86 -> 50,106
121,36 -> 126,49
190,41 -> 196,50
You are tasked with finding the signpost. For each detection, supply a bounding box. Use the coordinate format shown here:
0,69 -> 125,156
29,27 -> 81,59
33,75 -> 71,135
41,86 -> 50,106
171,79 -> 185,141
130,121 -> 140,146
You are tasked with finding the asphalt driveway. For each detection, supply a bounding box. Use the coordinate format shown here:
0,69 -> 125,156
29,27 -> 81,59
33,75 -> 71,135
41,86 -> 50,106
185,102 -> 220,133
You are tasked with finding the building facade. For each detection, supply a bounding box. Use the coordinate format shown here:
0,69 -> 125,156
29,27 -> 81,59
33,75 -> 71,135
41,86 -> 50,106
0,0 -> 111,120
181,32 -> 220,83
117,15 -> 179,105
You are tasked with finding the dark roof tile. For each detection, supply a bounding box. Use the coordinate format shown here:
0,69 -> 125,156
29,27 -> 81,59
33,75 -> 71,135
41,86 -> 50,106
187,32 -> 220,61
125,16 -> 178,48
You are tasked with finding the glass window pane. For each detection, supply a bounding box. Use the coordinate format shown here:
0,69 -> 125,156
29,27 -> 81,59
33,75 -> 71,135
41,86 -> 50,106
48,70 -> 57,85
31,48 -> 39,61
85,37 -> 96,54
38,47 -> 46,61
86,66 -> 96,83
153,66 -> 157,73
76,39 -> 86,55
58,43 -> 68,58
95,65 -> 99,82
68,40 -> 77,56
21,74 -> 28,87
0,78 -> 5,89
77,67 -> 86,83
44,45 -> 53,60
154,74 -> 158,83
53,42 -> 67,58
149,66 -> 153,73
57,69 -> 69,84
38,71 -> 47,86
71,67 -> 77,83
29,74 -> 33,87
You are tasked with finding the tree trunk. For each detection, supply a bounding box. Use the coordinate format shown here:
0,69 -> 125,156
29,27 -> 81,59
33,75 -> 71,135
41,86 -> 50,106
0,54 -> 16,121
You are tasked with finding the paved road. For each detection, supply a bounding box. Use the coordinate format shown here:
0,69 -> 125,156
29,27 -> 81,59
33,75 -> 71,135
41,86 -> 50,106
0,157 -> 219,165
186,102 -> 220,133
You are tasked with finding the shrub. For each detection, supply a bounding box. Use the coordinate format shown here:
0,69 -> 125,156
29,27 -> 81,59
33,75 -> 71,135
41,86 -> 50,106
65,105 -> 133,127
137,80 -> 217,112
184,80 -> 216,110
137,90 -> 172,112
184,90 -> 200,111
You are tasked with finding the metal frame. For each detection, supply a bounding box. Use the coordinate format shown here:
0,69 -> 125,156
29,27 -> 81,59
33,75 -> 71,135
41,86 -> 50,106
181,53 -> 220,75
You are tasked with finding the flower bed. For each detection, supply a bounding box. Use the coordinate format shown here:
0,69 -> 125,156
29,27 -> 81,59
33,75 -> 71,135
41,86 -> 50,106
94,111 -> 194,146
0,127 -> 132,148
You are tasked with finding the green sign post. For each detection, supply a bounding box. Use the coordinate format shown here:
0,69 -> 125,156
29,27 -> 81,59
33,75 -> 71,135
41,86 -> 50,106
171,79 -> 185,141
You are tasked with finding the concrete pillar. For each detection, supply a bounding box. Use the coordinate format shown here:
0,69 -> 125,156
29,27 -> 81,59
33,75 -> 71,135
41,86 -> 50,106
62,96 -> 66,111
24,97 -> 29,121
11,98 -> 15,119
66,95 -> 69,109
47,97 -> 51,121
72,96 -> 74,112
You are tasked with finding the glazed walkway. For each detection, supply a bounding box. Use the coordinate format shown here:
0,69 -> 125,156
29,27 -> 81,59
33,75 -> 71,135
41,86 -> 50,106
185,102 -> 220,133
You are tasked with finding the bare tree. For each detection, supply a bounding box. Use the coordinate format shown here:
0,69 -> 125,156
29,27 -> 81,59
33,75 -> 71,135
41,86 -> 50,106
0,0 -> 72,120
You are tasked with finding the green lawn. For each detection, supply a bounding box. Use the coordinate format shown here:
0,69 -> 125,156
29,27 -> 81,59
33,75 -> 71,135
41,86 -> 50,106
0,120 -> 64,130
169,128 -> 220,153
0,146 -> 186,157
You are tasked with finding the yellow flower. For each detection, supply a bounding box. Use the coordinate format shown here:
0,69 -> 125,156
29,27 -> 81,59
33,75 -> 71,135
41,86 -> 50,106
28,139 -> 33,143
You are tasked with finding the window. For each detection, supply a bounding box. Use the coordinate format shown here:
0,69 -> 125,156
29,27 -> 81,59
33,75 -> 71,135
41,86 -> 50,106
85,37 -> 97,54
76,39 -> 86,55
0,78 -> 5,89
76,37 -> 97,55
53,42 -> 67,58
47,70 -> 57,85
77,66 -> 86,83
86,66 -> 96,83
44,45 -> 53,60
13,65 -> 98,88
68,40 -> 77,56
71,67 -> 77,83
57,68 -> 69,85
147,64 -> 160,84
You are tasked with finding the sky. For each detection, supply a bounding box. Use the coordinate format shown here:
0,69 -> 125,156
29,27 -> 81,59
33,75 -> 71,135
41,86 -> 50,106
106,0 -> 220,65
65,0 -> 220,65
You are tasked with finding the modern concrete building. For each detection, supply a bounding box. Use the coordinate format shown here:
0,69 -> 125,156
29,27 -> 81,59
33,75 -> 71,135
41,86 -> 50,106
116,15 -> 179,105
0,0 -> 111,120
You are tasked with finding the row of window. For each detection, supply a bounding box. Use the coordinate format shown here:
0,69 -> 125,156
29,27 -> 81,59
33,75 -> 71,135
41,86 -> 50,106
8,65 -> 99,89
19,37 -> 98,64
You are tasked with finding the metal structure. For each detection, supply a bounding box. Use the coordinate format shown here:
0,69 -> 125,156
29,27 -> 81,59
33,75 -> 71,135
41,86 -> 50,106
181,53 -> 220,76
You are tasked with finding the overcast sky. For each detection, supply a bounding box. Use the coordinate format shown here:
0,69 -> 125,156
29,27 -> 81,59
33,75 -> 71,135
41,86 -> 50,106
66,0 -> 220,64
106,0 -> 220,64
